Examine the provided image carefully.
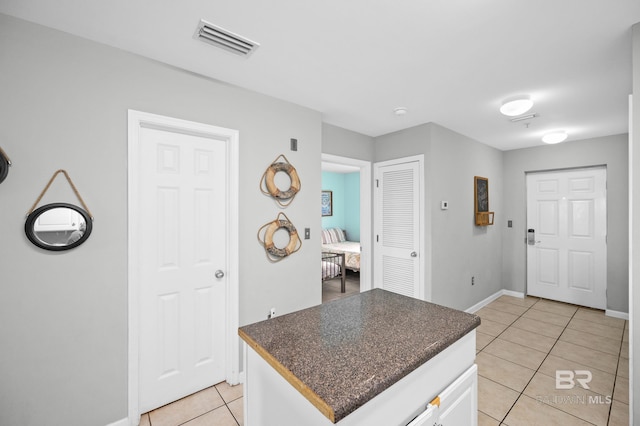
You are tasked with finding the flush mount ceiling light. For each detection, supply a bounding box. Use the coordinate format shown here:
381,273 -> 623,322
499,95 -> 534,117
394,107 -> 408,116
542,131 -> 568,144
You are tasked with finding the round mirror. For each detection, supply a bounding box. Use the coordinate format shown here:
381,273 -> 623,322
25,203 -> 93,251
0,149 -> 9,184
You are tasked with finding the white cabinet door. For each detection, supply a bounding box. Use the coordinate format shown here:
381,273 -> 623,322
406,403 -> 438,426
405,364 -> 477,426
437,364 -> 477,426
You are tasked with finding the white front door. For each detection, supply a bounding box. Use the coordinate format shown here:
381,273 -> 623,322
374,156 -> 423,299
526,167 -> 607,309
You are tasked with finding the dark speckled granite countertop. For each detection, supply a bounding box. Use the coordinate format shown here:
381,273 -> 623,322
238,288 -> 480,423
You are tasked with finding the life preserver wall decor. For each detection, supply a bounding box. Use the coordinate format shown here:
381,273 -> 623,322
260,154 -> 301,207
257,212 -> 302,262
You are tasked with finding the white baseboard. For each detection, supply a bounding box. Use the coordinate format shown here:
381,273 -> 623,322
501,290 -> 525,299
465,289 -> 629,320
105,418 -> 129,426
465,289 -> 526,313
606,309 -> 629,320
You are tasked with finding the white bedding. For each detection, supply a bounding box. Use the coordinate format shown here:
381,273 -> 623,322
321,241 -> 361,271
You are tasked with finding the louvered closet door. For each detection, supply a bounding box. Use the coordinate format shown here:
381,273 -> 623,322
374,158 -> 422,299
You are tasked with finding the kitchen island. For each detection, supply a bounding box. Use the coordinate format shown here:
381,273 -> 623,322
238,289 -> 480,425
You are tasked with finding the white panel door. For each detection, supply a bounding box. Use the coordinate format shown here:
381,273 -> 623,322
526,168 -> 607,309
374,158 -> 422,299
138,126 -> 227,412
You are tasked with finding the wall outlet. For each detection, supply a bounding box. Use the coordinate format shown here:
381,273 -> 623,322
268,307 -> 276,319
471,276 -> 475,286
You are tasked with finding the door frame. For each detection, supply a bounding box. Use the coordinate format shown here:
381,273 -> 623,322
321,153 -> 372,292
127,110 -> 239,424
525,165 -> 607,307
373,155 -> 426,300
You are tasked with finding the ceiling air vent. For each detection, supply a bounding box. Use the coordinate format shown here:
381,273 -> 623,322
194,20 -> 259,57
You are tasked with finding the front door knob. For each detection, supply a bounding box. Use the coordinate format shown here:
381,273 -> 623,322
215,270 -> 225,279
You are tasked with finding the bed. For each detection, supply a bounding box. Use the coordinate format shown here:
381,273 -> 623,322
321,228 -> 361,272
322,252 -> 346,292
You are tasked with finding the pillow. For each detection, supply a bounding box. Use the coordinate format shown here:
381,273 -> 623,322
322,228 -> 346,244
331,228 -> 346,242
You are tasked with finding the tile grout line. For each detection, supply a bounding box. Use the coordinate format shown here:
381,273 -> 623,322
182,386 -> 240,426
510,300 -> 627,425
480,298 -> 601,425
492,298 -> 552,424
478,297 -> 543,424
503,303 -> 604,426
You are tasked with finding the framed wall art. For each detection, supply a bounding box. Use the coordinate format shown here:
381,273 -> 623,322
321,190 -> 333,216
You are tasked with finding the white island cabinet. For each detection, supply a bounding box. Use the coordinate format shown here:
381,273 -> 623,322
239,289 -> 480,426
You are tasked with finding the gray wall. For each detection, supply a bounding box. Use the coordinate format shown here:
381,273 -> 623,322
502,134 -> 629,312
321,123 -> 374,161
0,14 -> 321,426
631,20 -> 639,425
374,123 -> 504,310
429,124 -> 504,310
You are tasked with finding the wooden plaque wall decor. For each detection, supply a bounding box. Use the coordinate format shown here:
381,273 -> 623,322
474,176 -> 494,226
259,154 -> 301,207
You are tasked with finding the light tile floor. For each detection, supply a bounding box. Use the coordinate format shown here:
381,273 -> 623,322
476,295 -> 629,426
140,295 -> 630,426
139,381 -> 243,426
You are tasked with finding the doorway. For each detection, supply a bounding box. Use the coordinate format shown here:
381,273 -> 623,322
321,154 -> 372,299
526,167 -> 607,309
128,110 -> 239,423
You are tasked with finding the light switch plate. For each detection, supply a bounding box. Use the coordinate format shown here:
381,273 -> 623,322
441,201 -> 449,210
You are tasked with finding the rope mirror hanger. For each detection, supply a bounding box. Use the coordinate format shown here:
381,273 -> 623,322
25,169 -> 94,251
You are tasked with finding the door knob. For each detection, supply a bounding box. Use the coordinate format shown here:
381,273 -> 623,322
410,251 -> 417,257
215,270 -> 225,279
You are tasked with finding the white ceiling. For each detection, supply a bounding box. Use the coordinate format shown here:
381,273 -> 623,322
2,0 -> 640,150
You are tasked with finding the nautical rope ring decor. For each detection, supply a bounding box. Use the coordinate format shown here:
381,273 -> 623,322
259,154 -> 301,207
257,212 -> 302,261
